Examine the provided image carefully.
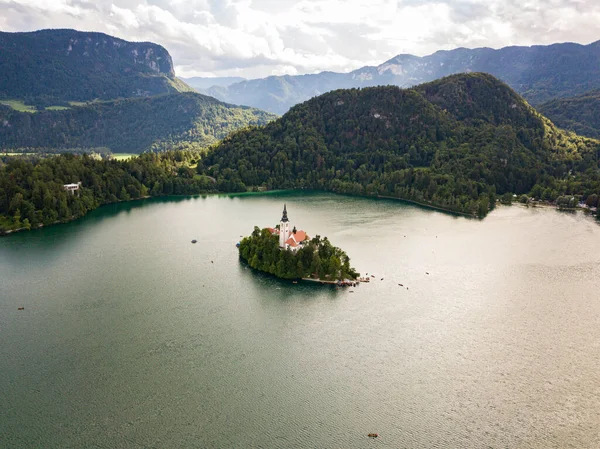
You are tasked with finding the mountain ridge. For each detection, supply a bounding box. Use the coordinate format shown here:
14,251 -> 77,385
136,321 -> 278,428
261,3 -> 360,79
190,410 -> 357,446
182,76 -> 246,91
207,40 -> 600,114
0,29 -> 191,102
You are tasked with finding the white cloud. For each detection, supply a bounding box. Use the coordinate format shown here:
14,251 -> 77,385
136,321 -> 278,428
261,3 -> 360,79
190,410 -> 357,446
1,0 -> 599,78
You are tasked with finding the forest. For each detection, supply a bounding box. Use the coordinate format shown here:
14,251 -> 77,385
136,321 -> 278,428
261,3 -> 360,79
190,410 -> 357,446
0,93 -> 275,153
239,227 -> 359,281
199,73 -> 600,217
538,90 -> 600,139
0,151 -> 214,233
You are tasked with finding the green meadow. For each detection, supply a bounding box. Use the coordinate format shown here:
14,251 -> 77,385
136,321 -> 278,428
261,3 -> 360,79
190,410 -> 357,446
112,153 -> 138,160
0,100 -> 37,112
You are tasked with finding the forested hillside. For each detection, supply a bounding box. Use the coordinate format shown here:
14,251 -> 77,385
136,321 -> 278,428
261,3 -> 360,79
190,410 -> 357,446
0,29 -> 191,103
0,93 -> 276,153
207,40 -> 600,114
538,90 -> 600,139
0,151 -> 214,233
199,73 -> 600,217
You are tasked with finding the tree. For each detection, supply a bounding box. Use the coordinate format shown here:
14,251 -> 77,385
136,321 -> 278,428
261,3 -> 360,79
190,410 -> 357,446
477,197 -> 489,218
501,192 -> 513,205
13,208 -> 21,227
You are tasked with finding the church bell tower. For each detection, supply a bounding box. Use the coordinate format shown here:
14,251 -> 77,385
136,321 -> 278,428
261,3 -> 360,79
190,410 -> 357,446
279,204 -> 291,248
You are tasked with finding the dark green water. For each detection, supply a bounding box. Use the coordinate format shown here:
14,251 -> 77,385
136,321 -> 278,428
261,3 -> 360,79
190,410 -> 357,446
2,192 -> 600,448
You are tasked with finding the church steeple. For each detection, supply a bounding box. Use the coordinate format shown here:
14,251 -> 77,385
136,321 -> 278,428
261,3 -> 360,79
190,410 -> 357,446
281,204 -> 289,222
279,204 -> 291,248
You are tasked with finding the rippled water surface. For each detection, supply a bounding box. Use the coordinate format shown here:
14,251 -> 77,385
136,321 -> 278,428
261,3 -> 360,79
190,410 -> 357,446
1,193 -> 600,448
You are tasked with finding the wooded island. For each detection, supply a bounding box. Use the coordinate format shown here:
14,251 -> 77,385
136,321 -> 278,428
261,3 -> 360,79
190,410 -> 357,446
238,205 -> 359,282
239,227 -> 359,281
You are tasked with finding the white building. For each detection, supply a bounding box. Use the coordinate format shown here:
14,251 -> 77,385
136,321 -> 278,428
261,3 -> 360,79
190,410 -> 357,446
278,204 -> 291,248
63,182 -> 82,194
276,204 -> 308,250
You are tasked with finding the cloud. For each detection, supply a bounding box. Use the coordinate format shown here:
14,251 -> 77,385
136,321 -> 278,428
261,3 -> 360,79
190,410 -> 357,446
1,0 -> 599,78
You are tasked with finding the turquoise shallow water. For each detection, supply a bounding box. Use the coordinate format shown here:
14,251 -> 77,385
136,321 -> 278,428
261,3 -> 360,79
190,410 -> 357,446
1,193 -> 600,448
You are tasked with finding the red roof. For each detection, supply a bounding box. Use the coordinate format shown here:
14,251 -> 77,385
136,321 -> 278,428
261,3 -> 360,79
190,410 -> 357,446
284,229 -> 309,248
285,237 -> 299,247
294,230 -> 308,242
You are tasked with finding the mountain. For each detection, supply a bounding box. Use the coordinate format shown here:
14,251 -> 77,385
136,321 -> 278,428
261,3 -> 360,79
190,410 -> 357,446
207,40 -> 600,114
182,76 -> 246,91
538,90 -> 600,139
199,73 -> 600,216
0,92 -> 276,153
0,29 -> 193,103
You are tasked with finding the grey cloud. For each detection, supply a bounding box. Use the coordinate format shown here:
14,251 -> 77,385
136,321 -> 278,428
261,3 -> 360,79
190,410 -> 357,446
310,21 -> 396,58
447,1 -> 491,22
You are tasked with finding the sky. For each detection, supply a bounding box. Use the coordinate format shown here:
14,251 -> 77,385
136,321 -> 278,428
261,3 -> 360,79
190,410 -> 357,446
1,0 -> 599,79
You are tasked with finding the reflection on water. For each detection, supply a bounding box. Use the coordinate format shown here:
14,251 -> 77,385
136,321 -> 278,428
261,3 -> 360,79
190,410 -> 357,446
237,258 -> 341,302
1,192 -> 600,448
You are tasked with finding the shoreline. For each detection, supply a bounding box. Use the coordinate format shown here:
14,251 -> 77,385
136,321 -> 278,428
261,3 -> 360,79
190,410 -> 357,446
375,195 -> 476,218
301,277 -> 360,286
1,194 -> 163,236
2,189 -> 597,236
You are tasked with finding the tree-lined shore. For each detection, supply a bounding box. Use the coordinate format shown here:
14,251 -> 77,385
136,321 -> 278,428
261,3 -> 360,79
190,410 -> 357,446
0,151 -> 214,233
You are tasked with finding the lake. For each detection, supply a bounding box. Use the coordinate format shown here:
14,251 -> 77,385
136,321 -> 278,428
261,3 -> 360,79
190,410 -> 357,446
1,192 -> 600,448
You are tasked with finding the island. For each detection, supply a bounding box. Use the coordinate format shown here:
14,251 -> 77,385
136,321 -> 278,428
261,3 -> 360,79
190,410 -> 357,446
238,204 -> 360,283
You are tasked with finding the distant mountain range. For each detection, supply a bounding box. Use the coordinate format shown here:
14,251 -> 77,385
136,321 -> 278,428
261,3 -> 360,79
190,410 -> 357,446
182,76 -> 246,91
2,28 -> 599,158
0,29 -> 192,103
205,40 -> 600,115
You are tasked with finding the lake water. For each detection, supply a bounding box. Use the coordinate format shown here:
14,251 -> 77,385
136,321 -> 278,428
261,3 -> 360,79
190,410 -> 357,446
1,192 -> 600,448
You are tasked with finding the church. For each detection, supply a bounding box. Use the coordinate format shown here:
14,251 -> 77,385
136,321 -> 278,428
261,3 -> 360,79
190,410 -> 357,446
268,204 -> 309,251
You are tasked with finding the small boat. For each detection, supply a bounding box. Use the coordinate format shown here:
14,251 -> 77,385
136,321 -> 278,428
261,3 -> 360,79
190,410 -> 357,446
292,281 -> 298,284
191,240 -> 197,244
17,307 -> 24,310
368,433 -> 378,438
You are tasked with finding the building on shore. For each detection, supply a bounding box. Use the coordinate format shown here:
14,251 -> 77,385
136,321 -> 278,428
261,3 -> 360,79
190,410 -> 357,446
63,182 -> 81,194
